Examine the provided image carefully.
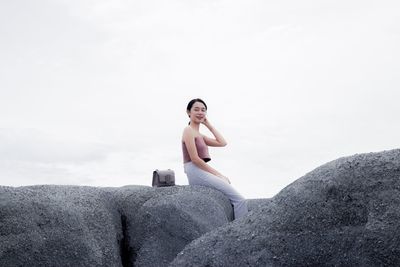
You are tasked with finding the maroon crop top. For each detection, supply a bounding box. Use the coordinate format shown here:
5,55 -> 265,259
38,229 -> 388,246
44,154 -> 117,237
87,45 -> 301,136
182,136 -> 211,163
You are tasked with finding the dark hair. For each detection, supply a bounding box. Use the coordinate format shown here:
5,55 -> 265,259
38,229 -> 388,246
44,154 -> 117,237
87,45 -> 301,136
186,98 -> 207,125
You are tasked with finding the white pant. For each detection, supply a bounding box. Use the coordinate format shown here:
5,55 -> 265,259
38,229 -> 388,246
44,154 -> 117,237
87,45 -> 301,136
184,161 -> 249,220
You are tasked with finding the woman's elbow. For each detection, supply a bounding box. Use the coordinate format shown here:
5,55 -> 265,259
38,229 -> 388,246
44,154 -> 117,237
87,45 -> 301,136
191,157 -> 203,165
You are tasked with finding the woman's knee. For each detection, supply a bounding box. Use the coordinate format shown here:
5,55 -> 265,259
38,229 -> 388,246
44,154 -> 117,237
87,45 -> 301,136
231,196 -> 247,205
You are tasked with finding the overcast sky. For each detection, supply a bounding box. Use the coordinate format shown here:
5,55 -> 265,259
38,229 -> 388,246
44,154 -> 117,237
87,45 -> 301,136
0,0 -> 399,199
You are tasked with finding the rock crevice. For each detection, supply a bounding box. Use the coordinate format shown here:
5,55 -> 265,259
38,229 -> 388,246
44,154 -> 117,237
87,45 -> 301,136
119,213 -> 134,267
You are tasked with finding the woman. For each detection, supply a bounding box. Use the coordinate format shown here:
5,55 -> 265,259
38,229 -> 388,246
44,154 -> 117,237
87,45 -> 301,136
182,98 -> 249,220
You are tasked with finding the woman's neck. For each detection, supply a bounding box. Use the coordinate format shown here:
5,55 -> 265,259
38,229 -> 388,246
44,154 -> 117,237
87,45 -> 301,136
189,122 -> 200,132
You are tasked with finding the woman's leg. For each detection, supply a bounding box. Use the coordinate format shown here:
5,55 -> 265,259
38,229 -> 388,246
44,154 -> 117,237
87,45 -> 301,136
184,162 -> 248,220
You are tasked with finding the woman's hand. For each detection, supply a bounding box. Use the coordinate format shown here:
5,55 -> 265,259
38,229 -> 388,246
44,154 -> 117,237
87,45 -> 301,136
218,174 -> 231,184
201,116 -> 212,128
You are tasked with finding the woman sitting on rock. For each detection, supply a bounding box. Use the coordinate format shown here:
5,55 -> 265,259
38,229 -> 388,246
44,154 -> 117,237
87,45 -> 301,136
182,98 -> 249,220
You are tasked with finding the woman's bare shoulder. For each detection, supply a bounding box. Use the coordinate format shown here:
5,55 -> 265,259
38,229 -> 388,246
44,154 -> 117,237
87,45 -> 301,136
182,126 -> 192,134
182,126 -> 201,142
182,126 -> 192,141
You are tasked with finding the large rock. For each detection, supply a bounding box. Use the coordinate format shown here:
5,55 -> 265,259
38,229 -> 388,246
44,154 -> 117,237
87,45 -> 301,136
0,185 -> 123,266
170,149 -> 400,266
118,185 -> 235,266
0,184 -> 244,266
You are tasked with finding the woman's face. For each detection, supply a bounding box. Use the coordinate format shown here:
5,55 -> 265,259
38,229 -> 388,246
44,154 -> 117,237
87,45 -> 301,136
188,102 -> 207,123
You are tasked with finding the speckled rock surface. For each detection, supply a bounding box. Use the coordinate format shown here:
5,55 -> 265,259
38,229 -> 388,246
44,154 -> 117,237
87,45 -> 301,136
169,149 -> 400,266
0,185 -> 123,267
0,184 -> 244,267
119,185 -> 235,267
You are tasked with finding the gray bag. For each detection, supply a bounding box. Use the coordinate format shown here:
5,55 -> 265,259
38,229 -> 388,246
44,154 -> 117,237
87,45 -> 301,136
152,169 -> 175,187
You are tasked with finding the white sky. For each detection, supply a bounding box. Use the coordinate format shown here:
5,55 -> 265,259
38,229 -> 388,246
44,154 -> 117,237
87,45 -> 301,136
0,0 -> 399,198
